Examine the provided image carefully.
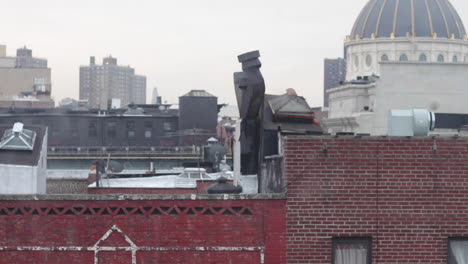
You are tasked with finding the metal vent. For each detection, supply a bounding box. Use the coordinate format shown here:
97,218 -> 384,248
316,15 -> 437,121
0,123 -> 36,151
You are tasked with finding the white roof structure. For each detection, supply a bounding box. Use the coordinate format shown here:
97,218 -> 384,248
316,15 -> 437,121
0,123 -> 36,151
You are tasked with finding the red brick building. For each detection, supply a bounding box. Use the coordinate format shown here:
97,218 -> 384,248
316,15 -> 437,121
0,194 -> 286,264
6,135 -> 468,263
284,136 -> 468,264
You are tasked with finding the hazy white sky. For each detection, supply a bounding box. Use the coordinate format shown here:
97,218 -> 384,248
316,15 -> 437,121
2,0 -> 468,107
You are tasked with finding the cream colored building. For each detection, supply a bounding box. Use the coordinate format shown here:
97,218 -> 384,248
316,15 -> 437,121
323,0 -> 468,135
0,45 -> 52,103
0,68 -> 51,101
0,45 -> 6,57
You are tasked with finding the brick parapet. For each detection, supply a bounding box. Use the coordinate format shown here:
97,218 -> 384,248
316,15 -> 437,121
0,193 -> 286,201
0,195 -> 286,263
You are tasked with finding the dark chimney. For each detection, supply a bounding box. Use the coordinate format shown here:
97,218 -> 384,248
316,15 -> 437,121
207,177 -> 242,194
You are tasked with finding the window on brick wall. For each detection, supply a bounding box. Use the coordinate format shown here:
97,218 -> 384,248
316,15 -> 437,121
332,237 -> 372,264
449,238 -> 468,264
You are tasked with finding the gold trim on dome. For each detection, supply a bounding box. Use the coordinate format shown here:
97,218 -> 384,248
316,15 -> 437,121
450,34 -> 455,40
410,0 -> 415,37
464,35 -> 468,41
433,32 -> 438,39
424,0 -> 434,35
390,32 -> 395,39
371,33 -> 376,39
356,35 -> 361,40
392,0 -> 400,35
375,0 -> 388,37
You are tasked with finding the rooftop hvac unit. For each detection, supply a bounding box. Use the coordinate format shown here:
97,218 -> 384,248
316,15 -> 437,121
388,109 -> 435,137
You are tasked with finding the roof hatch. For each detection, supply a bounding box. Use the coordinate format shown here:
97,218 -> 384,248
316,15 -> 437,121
0,123 -> 36,151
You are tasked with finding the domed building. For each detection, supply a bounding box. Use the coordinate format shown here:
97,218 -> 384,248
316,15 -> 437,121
323,0 -> 468,135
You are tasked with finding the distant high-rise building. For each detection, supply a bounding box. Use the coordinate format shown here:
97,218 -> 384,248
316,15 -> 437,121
0,45 -> 6,57
151,87 -> 162,104
16,46 -> 48,68
323,58 -> 346,107
132,75 -> 146,105
0,45 -> 52,103
80,56 -> 147,109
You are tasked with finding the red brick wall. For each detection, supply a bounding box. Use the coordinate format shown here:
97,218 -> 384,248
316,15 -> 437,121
0,196 -> 286,264
284,136 -> 468,264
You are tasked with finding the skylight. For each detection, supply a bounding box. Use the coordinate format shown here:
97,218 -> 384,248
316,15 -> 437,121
0,123 -> 36,151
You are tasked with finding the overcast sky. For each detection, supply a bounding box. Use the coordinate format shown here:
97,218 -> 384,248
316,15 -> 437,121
2,0 -> 468,107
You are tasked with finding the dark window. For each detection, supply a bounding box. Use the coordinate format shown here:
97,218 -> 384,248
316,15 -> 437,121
419,54 -> 427,62
332,237 -> 372,264
127,121 -> 135,129
399,54 -> 408,62
145,130 -> 152,138
144,121 -> 152,138
448,238 -> 468,264
88,121 -> 97,137
106,121 -> 117,138
438,54 -> 445,62
127,121 -> 135,138
70,120 -> 79,138
51,123 -> 60,136
163,122 -> 173,131
144,121 -> 152,128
